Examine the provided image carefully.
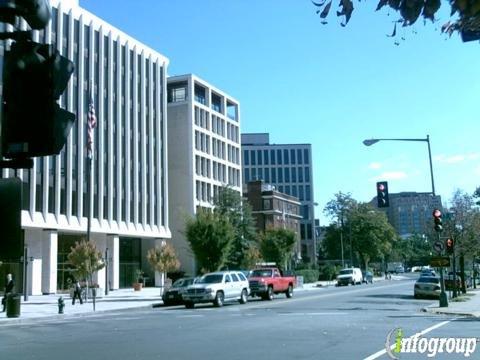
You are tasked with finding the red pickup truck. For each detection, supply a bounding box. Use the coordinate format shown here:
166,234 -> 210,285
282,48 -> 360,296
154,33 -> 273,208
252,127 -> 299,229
248,267 -> 296,300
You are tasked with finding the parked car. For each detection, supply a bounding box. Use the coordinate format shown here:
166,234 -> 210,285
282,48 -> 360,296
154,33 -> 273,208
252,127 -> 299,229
395,266 -> 405,274
414,276 -> 440,299
162,277 -> 195,306
182,271 -> 249,308
420,269 -> 436,277
248,267 -> 296,300
362,271 -> 373,284
336,268 -> 363,286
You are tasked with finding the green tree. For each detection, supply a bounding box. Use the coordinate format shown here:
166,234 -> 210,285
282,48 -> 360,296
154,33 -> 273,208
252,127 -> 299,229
311,0 -> 480,40
213,186 -> 258,269
443,189 -> 480,293
147,242 -> 181,294
185,209 -> 235,274
67,240 -> 105,308
323,192 -> 357,266
391,233 -> 432,267
347,203 -> 397,270
258,228 -> 297,270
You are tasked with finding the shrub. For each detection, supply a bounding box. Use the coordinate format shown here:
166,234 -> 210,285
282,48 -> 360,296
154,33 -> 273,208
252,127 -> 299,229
295,269 -> 320,283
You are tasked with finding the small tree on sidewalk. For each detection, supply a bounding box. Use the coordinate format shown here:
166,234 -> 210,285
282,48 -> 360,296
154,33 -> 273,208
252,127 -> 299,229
146,242 -> 181,295
67,240 -> 105,311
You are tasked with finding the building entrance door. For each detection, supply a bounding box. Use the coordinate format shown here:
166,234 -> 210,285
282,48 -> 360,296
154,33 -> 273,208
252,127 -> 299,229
119,237 -> 141,288
57,234 -> 82,292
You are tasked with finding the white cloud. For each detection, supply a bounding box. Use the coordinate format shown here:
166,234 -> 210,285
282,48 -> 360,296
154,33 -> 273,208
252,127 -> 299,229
368,162 -> 382,170
370,171 -> 408,182
434,153 -> 480,164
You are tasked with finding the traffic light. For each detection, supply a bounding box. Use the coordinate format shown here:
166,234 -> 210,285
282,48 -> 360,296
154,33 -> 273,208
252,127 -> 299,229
433,209 -> 443,233
0,0 -> 51,30
446,238 -> 454,255
1,39 -> 75,159
376,181 -> 389,208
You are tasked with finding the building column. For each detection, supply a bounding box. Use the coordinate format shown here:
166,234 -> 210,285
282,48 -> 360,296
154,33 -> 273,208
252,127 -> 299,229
93,235 -> 107,291
107,234 -> 119,290
24,229 -> 43,296
41,230 -> 58,295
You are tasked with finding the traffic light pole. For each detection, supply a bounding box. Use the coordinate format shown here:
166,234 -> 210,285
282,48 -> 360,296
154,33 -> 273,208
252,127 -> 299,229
438,233 -> 448,307
452,244 -> 457,298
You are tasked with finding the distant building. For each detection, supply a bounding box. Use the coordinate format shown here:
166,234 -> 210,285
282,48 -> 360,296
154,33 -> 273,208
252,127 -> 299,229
167,74 -> 242,275
245,180 -> 302,242
241,133 -> 316,263
372,192 -> 442,237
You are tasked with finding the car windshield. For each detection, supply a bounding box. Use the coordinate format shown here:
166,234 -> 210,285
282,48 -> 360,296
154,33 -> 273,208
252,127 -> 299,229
339,270 -> 353,275
251,269 -> 273,277
417,277 -> 439,284
198,274 -> 223,284
173,278 -> 193,287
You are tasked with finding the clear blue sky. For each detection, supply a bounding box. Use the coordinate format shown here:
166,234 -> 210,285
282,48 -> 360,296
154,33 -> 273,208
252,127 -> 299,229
80,0 -> 480,225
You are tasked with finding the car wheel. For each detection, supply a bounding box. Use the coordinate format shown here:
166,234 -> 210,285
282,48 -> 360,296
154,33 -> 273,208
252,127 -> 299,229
239,289 -> 248,304
266,286 -> 274,300
214,291 -> 224,307
285,284 -> 293,298
185,301 -> 194,309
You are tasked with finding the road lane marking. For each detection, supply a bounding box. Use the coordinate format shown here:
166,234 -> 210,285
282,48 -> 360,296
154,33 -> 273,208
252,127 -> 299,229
278,312 -> 349,316
363,320 -> 452,360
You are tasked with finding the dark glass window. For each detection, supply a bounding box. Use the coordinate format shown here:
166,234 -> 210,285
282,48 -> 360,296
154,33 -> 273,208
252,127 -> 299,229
292,167 -> 297,183
298,167 -> 303,182
271,168 -> 276,183
194,84 -> 206,105
285,168 -> 290,183
299,185 -> 304,201
264,168 -> 270,183
284,149 -> 289,165
290,149 -> 296,164
277,149 -> 282,165
263,150 -> 269,165
244,168 -> 250,183
257,150 -> 262,165
278,168 -> 283,183
306,185 -> 311,201
297,149 -> 303,164
305,167 -> 310,182
270,149 -> 276,165
304,149 -> 310,164
243,150 -> 249,165
250,150 -> 256,165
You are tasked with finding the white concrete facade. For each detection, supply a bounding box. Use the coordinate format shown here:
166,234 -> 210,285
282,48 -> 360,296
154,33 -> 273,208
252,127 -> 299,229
1,0 -> 171,294
167,74 -> 242,275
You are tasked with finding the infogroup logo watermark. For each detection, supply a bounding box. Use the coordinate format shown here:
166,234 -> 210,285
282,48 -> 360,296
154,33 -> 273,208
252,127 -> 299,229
385,328 -> 478,359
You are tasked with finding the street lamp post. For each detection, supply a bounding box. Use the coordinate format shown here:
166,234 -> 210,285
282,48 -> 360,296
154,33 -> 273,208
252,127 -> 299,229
363,135 -> 448,307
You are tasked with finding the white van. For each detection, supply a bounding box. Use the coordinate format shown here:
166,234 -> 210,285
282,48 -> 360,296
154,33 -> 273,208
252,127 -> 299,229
336,268 -> 363,286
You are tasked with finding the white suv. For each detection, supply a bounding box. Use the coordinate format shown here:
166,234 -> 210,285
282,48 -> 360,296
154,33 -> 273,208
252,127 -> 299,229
336,267 -> 363,286
183,271 -> 250,308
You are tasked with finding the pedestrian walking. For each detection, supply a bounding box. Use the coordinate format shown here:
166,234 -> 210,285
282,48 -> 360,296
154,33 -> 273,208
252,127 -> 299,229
1,273 -> 14,312
72,279 -> 83,305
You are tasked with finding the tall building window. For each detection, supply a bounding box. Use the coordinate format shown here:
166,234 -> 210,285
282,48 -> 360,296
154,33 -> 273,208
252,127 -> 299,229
264,168 -> 270,183
244,168 -> 250,183
271,168 -> 276,183
194,84 -> 206,105
305,167 -> 310,182
167,82 -> 187,102
278,168 -> 283,183
284,149 -> 289,164
290,149 -> 296,164
298,167 -> 303,182
304,149 -> 310,164
292,167 -> 297,182
306,185 -> 311,201
297,149 -> 303,164
285,167 -> 290,183
299,185 -> 304,201
270,149 -> 276,165
277,149 -> 282,165
257,150 -> 262,165
250,150 -> 256,165
263,150 -> 269,165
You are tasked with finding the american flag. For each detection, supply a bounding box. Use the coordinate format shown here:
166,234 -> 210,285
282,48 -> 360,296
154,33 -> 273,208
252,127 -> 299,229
86,99 -> 97,159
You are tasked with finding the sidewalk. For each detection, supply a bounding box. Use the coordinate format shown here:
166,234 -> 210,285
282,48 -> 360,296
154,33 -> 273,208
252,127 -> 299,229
423,288 -> 480,318
0,283 -> 323,326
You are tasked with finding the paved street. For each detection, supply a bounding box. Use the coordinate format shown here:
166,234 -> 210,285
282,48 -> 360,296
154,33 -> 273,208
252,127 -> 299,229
1,276 -> 478,360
